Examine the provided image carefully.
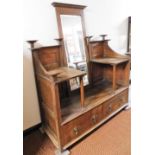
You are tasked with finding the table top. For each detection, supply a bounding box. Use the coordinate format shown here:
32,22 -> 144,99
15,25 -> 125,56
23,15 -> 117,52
90,57 -> 129,65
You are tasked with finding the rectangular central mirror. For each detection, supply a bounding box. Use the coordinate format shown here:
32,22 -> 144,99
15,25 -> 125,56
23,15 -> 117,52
60,15 -> 89,90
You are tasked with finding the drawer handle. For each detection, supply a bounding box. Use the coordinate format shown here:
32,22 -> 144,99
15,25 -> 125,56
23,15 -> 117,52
106,104 -> 112,114
73,127 -> 79,135
91,114 -> 97,124
108,104 -> 112,112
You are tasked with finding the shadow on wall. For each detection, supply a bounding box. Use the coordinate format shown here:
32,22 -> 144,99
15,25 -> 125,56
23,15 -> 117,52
23,40 -> 52,130
23,43 -> 41,130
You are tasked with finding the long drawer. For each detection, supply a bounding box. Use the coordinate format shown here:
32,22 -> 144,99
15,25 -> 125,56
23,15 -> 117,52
103,89 -> 128,117
61,104 -> 103,146
61,89 -> 128,147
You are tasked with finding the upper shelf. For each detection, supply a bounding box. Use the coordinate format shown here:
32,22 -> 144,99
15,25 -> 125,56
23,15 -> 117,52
90,58 -> 129,65
49,67 -> 86,84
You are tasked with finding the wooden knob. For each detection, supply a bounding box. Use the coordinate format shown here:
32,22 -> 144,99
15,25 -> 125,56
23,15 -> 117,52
100,34 -> 107,40
27,40 -> 38,49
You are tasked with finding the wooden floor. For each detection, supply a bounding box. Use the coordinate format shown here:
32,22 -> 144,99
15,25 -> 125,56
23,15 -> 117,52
23,109 -> 131,155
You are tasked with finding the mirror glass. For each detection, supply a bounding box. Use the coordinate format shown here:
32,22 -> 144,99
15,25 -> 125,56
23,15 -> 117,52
60,15 -> 89,90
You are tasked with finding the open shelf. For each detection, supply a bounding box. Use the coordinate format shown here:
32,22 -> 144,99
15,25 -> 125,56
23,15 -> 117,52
60,80 -> 127,124
90,58 -> 129,65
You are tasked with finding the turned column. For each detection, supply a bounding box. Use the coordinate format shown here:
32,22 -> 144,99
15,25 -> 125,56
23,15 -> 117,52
27,40 -> 38,49
100,34 -> 107,40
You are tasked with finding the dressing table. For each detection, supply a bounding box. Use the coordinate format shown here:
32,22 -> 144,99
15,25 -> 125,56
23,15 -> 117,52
28,2 -> 130,155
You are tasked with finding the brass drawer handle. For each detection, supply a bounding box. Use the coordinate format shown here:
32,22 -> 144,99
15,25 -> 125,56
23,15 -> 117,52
73,127 -> 79,135
91,114 -> 97,124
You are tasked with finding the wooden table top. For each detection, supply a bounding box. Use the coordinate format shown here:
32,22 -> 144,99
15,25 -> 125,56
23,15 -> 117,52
48,67 -> 86,83
90,57 -> 129,65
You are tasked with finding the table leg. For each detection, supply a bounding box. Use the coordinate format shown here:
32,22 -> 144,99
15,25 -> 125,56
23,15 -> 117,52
112,65 -> 116,90
80,76 -> 84,108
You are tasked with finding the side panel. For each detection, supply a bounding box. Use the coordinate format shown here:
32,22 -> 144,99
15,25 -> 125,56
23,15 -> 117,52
36,75 -> 63,149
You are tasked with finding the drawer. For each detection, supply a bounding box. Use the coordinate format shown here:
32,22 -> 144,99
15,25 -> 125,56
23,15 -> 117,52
61,105 -> 103,146
103,89 -> 128,117
90,105 -> 103,125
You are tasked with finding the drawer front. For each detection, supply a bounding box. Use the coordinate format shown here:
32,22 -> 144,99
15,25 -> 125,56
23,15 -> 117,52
90,105 -> 103,125
61,105 -> 103,146
61,89 -> 128,146
103,89 -> 128,117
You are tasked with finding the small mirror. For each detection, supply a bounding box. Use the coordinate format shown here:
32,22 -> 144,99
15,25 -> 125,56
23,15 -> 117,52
60,15 -> 89,90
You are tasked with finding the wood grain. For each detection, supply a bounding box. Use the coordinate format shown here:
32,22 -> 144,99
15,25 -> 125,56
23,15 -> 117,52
30,3 -> 130,151
91,58 -> 129,65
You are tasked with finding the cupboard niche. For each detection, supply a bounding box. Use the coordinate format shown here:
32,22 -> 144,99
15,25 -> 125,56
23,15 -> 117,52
28,2 -> 130,154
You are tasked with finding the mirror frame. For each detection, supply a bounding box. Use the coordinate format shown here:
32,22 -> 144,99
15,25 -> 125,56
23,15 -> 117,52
52,2 -> 90,86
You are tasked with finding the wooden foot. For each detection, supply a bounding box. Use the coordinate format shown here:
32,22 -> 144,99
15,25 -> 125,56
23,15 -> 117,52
55,149 -> 70,155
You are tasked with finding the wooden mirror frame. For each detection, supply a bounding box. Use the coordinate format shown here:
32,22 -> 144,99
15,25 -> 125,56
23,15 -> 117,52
52,2 -> 90,85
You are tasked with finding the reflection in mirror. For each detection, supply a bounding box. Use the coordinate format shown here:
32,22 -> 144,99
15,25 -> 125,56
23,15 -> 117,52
60,15 -> 89,90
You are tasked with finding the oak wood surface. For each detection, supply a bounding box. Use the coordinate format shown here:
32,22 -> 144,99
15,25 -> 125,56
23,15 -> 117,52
79,77 -> 85,108
49,67 -> 86,84
29,3 -> 130,151
112,65 -> 116,90
52,2 -> 87,9
61,84 -> 128,124
31,39 -> 130,150
61,104 -> 103,146
90,58 -> 129,65
61,89 -> 128,146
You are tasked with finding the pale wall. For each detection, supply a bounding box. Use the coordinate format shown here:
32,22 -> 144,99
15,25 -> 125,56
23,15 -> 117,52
23,0 -> 130,130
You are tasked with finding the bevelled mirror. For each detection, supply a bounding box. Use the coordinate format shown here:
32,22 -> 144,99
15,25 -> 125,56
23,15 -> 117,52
52,2 -> 89,90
